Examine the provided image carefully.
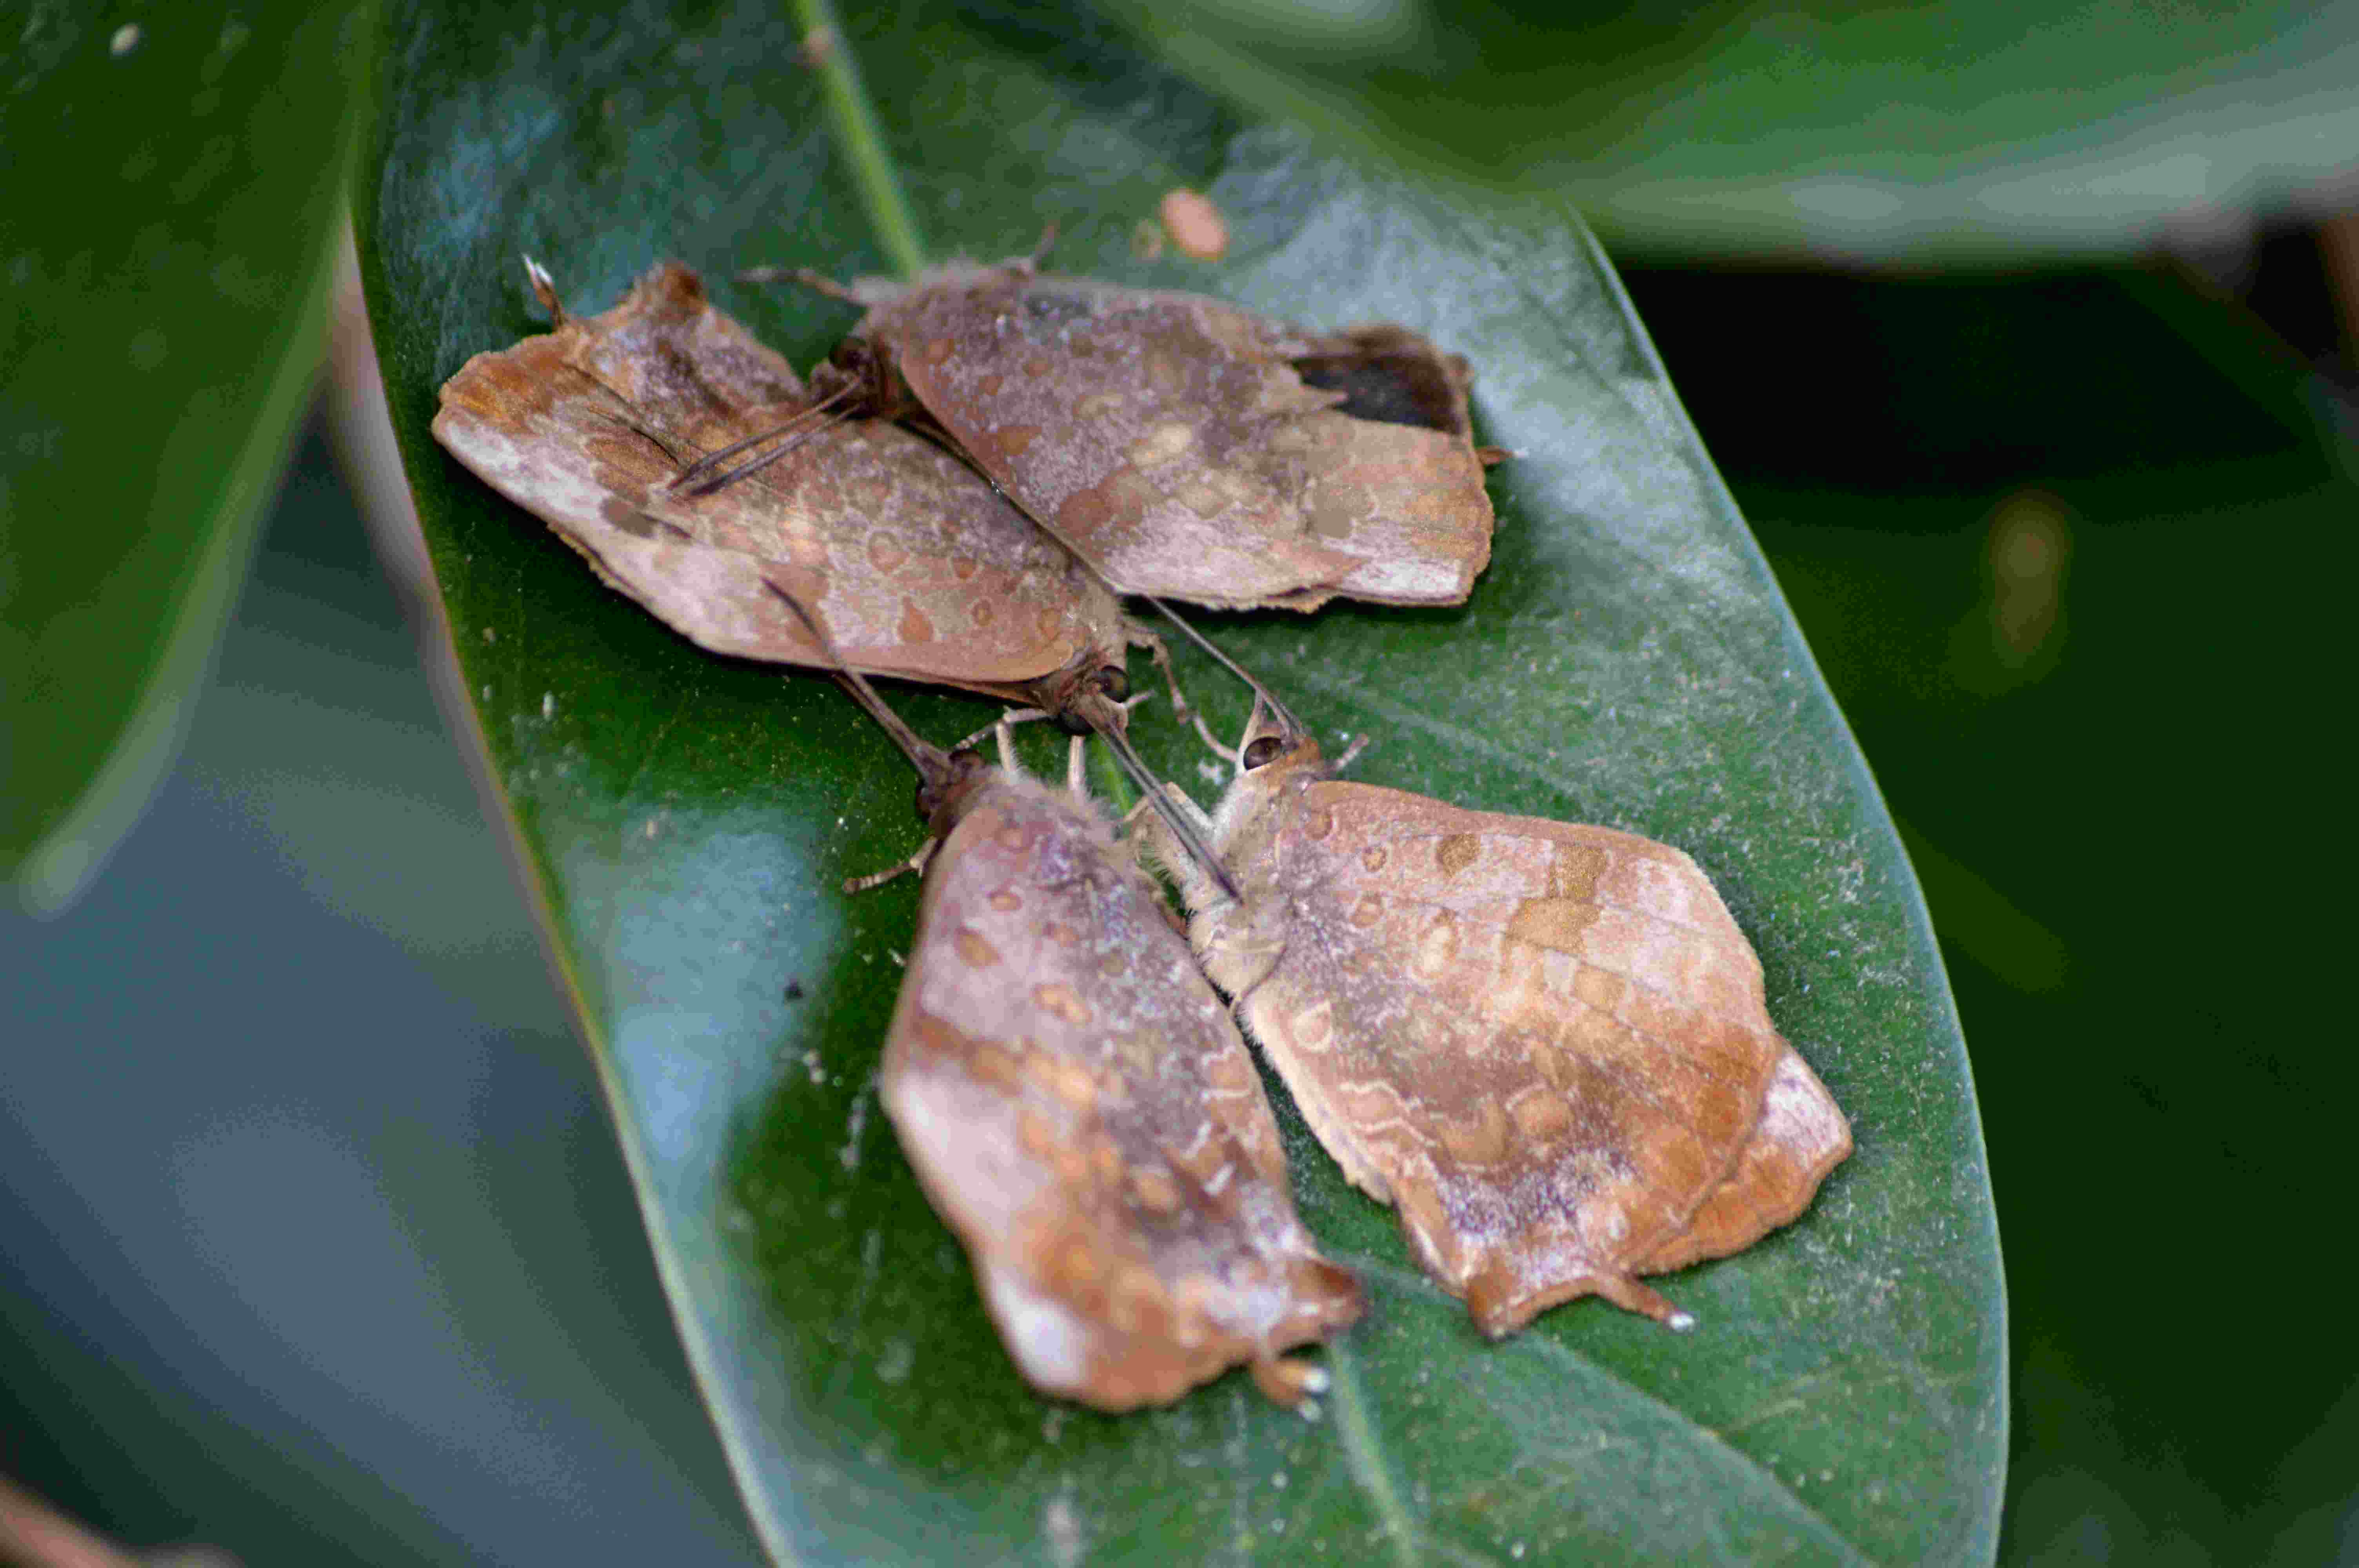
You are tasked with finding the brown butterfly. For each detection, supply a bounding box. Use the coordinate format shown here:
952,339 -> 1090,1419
805,613 -> 1363,1410
793,256 -> 1496,612
431,260 -> 1150,737
1141,692 -> 1852,1337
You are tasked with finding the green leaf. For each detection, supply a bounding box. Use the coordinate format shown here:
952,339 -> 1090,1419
1092,0 -> 2359,262
360,3 -> 2003,1561
0,3 -> 373,910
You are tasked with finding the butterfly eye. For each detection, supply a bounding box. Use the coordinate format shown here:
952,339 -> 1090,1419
1242,735 -> 1284,769
1090,666 -> 1129,704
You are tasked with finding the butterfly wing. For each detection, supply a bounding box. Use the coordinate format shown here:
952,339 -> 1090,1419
431,263 -> 1124,695
880,774 -> 1361,1409
1281,323 -> 1494,605
1633,1047 -> 1853,1275
1216,775 -> 1839,1335
872,269 -> 1492,610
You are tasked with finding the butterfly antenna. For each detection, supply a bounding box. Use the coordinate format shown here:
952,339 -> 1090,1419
894,427 -> 1311,746
874,430 -> 1269,891
760,582 -> 949,780
766,579 -> 1228,893
1136,593 -> 1309,743
667,382 -> 860,494
1094,719 -> 1240,904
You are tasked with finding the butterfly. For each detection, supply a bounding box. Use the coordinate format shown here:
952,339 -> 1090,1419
810,622 -> 1363,1409
432,260 -> 1152,738
1141,692 -> 1852,1336
794,256 -> 1498,612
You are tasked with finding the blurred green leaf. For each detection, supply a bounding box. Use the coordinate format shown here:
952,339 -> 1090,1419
1094,0 -> 2359,262
0,3 -> 372,910
361,1 -> 2003,1561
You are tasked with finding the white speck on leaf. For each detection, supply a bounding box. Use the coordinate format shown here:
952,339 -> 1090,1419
876,1338 -> 913,1385
1043,1492 -> 1083,1568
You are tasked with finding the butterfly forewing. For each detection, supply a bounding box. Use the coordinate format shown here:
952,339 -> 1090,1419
882,769 -> 1361,1410
431,263 -> 1129,701
859,266 -> 1494,611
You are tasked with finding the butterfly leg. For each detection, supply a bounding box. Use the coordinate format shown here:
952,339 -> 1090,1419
842,835 -> 938,894
1113,778 -> 1208,839
1122,615 -> 1269,762
1125,622 -> 1227,753
951,707 -> 1050,753
1123,786 -> 1223,908
992,713 -> 1026,773
1121,790 -> 1178,853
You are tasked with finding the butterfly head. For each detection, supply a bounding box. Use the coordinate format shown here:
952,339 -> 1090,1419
915,744 -> 994,832
805,332 -> 909,419
1232,693 -> 1325,780
1049,661 -> 1132,738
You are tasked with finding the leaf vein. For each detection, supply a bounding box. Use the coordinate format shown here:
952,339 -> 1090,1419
1324,1340 -> 1425,1568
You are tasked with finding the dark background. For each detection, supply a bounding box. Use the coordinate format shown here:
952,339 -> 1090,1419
5,236 -> 2353,1563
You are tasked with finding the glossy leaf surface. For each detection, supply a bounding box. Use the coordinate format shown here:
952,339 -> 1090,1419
360,2 -> 2005,1561
1,2 -> 370,909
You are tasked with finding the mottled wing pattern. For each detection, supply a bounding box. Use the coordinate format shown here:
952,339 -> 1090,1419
431,264 -> 1121,695
1285,323 -> 1493,604
881,774 -> 1361,1410
871,270 -> 1492,610
1634,1049 -> 1852,1275
1233,778 -> 1833,1335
